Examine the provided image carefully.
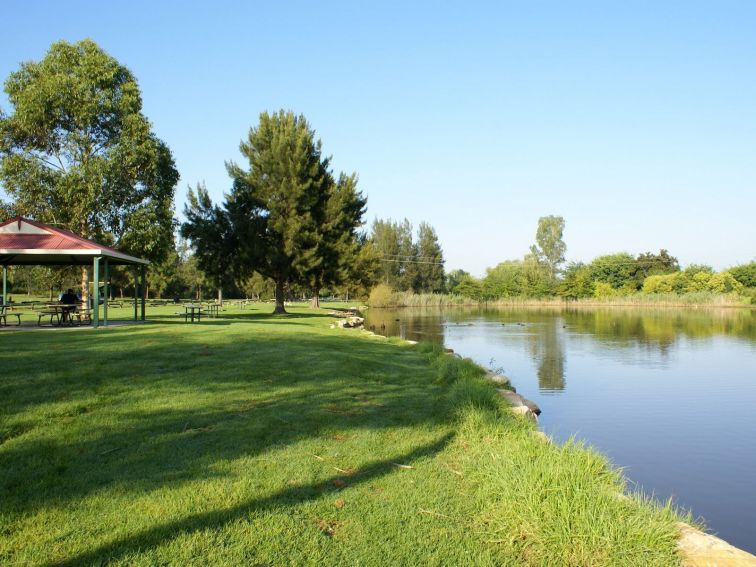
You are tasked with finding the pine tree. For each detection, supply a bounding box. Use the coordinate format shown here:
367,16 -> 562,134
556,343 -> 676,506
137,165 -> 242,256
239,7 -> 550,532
415,222 -> 445,292
221,111 -> 331,313
308,173 -> 367,308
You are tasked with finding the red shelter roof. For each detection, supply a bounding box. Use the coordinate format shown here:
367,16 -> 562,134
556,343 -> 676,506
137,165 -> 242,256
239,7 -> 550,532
0,217 -> 148,266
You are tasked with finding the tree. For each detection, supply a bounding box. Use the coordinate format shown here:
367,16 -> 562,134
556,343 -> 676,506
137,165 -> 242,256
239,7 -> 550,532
632,250 -> 679,289
415,222 -> 445,293
445,269 -> 469,295
529,215 -> 566,280
181,183 -> 236,304
587,253 -> 637,291
729,262 -> 756,288
342,234 -> 381,300
0,39 -> 178,300
222,111 -> 339,314
558,262 -> 594,298
306,172 -> 366,307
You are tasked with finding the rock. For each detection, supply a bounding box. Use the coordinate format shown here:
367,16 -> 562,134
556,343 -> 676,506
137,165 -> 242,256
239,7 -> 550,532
487,374 -> 511,386
405,340 -> 418,345
677,522 -> 756,566
522,398 -> 541,415
510,405 -> 537,422
497,389 -> 541,415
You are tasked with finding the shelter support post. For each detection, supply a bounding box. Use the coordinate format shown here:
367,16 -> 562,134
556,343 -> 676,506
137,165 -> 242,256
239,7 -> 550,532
140,265 -> 146,321
133,267 -> 138,321
92,257 -> 100,328
103,259 -> 109,327
2,266 -> 6,304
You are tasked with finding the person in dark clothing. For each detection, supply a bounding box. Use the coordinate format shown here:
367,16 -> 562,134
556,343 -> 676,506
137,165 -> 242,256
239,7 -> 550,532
59,288 -> 78,323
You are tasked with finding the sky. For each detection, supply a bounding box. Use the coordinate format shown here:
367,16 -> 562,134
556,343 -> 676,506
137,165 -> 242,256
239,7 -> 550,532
1,1 -> 754,275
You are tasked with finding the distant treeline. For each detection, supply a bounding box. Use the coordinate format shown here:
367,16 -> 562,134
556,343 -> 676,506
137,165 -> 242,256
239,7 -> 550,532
369,215 -> 756,307
445,254 -> 755,303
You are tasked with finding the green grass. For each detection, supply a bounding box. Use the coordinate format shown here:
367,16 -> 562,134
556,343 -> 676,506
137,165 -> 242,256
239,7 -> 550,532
0,304 -> 685,566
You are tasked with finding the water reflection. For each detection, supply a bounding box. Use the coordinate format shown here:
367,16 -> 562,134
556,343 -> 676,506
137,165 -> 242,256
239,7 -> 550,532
530,317 -> 566,393
363,305 -> 756,551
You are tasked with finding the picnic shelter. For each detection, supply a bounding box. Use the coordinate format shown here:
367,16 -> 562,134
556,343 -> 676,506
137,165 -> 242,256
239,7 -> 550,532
0,217 -> 148,327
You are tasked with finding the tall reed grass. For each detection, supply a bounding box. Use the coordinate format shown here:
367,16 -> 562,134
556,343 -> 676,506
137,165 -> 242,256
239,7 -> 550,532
370,290 -> 751,309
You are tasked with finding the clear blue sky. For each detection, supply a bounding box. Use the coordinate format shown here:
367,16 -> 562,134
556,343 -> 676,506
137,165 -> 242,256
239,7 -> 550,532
2,1 -> 754,275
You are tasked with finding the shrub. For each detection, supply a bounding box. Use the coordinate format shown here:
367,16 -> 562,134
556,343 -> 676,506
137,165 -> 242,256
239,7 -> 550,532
593,282 -> 618,298
367,284 -> 395,307
706,272 -> 744,294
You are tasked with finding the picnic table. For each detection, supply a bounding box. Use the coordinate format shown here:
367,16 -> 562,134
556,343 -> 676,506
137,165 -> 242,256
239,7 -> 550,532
37,303 -> 86,327
204,303 -> 221,318
0,304 -> 22,327
181,303 -> 204,323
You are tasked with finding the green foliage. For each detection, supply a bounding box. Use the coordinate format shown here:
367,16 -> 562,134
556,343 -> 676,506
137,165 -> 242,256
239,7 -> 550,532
529,215 -> 566,279
445,269 -> 469,295
368,283 -> 395,307
182,111 -> 362,312
729,262 -> 756,288
181,182 -> 236,301
455,274 -> 484,300
706,272 -> 744,294
415,222 -> 445,293
306,172 -> 367,306
223,111 -> 332,312
0,305 -> 685,565
0,39 -> 178,263
593,281 -> 619,298
367,218 -> 447,294
588,253 -> 637,290
558,262 -> 594,298
643,266 -> 743,296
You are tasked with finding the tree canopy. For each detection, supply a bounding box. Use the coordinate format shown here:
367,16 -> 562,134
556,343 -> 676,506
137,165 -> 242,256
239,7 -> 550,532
530,215 -> 566,280
182,110 -> 365,313
0,39 -> 178,265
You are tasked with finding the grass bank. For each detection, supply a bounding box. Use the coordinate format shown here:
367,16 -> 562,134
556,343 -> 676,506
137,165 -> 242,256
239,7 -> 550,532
1,304 -> 686,565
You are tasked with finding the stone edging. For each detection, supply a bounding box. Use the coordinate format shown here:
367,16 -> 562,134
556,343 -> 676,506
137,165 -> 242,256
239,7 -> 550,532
445,345 -> 756,566
348,331 -> 756,563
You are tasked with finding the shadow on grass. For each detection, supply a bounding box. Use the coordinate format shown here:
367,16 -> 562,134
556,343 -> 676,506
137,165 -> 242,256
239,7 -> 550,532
0,320 -> 449,523
42,433 -> 453,567
149,310 -> 338,326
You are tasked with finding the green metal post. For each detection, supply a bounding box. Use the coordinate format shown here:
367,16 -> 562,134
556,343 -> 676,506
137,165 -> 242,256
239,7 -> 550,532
92,257 -> 100,328
103,259 -> 109,327
140,265 -> 146,321
133,267 -> 138,321
2,266 -> 6,305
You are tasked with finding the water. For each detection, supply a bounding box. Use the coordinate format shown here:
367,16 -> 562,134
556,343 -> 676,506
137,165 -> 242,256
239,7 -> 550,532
364,306 -> 756,552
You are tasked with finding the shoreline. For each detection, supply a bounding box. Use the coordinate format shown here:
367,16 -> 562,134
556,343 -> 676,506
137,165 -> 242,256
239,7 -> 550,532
359,320 -> 756,564
395,332 -> 756,564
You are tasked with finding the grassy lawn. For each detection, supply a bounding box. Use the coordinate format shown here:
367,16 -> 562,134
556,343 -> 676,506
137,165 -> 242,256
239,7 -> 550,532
0,304 -> 684,566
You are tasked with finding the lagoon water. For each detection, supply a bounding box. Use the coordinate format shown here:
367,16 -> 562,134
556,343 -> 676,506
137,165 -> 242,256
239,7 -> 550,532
364,306 -> 756,552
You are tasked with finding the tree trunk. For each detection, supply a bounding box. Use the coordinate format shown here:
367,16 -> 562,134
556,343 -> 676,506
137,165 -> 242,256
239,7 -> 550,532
310,286 -> 321,309
273,278 -> 287,314
81,267 -> 90,304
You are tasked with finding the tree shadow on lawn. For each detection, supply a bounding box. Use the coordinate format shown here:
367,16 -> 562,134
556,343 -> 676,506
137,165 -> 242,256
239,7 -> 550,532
150,311 -> 337,326
0,327 -> 450,523
41,433 -> 454,567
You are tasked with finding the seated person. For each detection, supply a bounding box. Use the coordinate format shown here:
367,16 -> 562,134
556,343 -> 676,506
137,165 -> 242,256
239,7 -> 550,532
59,289 -> 78,322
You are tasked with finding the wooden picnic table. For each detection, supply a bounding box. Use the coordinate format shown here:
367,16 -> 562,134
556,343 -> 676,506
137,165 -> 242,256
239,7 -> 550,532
204,303 -> 221,318
182,303 -> 204,323
37,303 -> 81,327
0,304 -> 22,326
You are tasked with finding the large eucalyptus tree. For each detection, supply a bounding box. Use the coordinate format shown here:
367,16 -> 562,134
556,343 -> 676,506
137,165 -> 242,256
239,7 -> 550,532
0,39 -> 178,298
